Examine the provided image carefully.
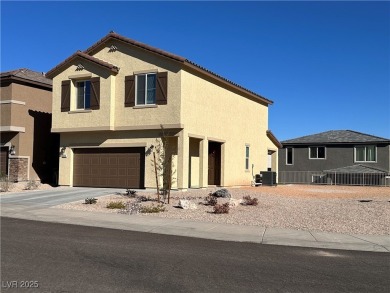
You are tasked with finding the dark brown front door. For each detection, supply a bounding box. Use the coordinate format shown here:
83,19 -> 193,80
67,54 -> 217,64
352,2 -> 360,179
73,148 -> 145,188
208,142 -> 221,185
0,147 -> 8,176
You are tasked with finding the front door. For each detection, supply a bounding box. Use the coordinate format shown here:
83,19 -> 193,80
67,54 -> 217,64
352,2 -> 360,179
208,142 -> 221,185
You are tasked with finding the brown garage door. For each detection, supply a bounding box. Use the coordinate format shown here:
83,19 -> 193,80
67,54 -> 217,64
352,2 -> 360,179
1,147 -> 8,176
73,148 -> 145,188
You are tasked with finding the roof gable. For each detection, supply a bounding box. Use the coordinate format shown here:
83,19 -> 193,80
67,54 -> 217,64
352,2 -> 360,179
46,32 -> 273,105
282,130 -> 390,145
46,51 -> 119,79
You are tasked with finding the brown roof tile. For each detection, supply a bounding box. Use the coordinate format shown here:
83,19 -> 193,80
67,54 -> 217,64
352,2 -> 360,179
46,51 -> 119,79
47,32 -> 273,105
1,68 -> 52,87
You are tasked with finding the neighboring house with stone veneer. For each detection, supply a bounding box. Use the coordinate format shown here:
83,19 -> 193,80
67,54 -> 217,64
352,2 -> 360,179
0,69 -> 59,183
46,32 -> 281,190
278,130 -> 390,185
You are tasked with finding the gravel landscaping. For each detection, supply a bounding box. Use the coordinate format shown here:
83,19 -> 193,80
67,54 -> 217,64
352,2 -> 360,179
54,185 -> 390,236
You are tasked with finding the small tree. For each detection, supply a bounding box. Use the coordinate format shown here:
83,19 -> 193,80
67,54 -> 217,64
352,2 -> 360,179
152,125 -> 176,204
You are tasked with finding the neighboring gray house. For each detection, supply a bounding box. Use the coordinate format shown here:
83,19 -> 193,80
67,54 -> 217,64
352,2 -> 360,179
278,130 -> 390,185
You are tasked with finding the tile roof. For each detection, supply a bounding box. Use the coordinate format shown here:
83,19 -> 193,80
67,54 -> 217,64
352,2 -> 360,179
266,130 -> 283,148
282,130 -> 390,145
324,164 -> 388,174
47,32 -> 273,105
1,68 -> 52,87
46,51 -> 119,78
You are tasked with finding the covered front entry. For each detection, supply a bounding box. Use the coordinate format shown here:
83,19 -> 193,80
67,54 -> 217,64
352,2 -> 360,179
73,147 -> 145,188
0,146 -> 8,176
208,141 -> 221,186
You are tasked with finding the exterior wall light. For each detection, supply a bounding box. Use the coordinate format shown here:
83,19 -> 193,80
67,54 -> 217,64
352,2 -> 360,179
9,145 -> 16,155
60,147 -> 67,158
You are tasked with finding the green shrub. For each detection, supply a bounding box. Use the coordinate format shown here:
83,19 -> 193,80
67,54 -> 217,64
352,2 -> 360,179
242,195 -> 258,206
213,203 -> 230,214
140,204 -> 166,213
85,198 -> 97,204
106,201 -> 126,209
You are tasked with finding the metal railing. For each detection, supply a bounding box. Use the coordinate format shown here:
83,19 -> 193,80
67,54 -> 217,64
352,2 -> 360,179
278,171 -> 390,187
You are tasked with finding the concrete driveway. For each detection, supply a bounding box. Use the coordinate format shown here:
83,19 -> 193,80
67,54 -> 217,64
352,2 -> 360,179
0,187 -> 125,207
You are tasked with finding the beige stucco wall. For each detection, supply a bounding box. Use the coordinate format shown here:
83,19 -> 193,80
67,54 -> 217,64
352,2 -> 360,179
52,40 -> 182,132
180,69 -> 273,187
58,130 -> 179,188
52,63 -> 113,131
52,39 -> 276,189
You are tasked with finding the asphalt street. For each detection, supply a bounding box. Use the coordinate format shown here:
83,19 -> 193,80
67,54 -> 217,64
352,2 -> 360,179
1,217 -> 389,293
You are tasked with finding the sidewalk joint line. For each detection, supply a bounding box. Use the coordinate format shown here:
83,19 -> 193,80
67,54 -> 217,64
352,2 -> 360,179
350,235 -> 390,252
261,227 -> 266,244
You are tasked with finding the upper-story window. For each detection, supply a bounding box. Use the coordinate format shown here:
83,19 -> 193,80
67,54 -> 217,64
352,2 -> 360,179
76,80 -> 91,109
136,73 -> 156,105
60,77 -> 100,112
355,145 -> 376,162
286,147 -> 293,165
309,146 -> 326,159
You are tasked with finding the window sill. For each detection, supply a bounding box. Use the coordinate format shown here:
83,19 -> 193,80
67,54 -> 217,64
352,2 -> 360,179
68,109 -> 92,114
133,105 -> 158,109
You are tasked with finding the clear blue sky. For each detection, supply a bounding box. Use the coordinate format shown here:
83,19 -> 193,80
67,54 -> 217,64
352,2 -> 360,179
1,1 -> 389,141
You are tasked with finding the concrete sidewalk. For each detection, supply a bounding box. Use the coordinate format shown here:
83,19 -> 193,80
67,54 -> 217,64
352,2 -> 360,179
1,203 -> 389,253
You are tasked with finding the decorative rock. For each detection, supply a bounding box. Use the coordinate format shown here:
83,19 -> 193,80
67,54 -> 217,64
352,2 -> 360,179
228,198 -> 243,207
178,199 -> 197,210
212,189 -> 231,198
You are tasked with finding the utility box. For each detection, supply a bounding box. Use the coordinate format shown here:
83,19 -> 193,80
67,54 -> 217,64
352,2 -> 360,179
260,171 -> 277,186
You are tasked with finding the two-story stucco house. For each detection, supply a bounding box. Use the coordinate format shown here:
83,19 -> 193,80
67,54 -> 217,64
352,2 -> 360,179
278,130 -> 390,185
46,32 -> 280,190
0,69 -> 59,184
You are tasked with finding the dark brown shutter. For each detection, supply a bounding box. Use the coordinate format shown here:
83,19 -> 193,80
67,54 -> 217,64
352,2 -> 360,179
156,72 -> 168,105
90,77 -> 100,110
61,80 -> 71,112
125,75 -> 135,107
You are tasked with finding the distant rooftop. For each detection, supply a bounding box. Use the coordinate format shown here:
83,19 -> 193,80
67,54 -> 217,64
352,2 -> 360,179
282,130 -> 390,145
1,68 -> 52,87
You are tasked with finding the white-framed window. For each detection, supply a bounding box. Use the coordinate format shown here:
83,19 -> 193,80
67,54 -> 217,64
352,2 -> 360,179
355,145 -> 376,162
136,73 -> 156,105
245,145 -> 250,170
76,80 -> 91,109
286,147 -> 293,165
309,146 -> 326,159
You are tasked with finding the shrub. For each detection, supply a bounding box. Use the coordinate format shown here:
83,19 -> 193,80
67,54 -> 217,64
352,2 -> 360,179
106,201 -> 126,209
242,195 -> 258,206
0,174 -> 13,192
85,198 -> 97,204
205,194 -> 218,206
126,189 -> 137,197
137,195 -> 152,202
213,203 -> 230,214
140,204 -> 166,213
24,180 -> 40,190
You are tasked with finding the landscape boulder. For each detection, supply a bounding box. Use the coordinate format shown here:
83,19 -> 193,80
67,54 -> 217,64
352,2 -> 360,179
212,189 -> 231,198
178,199 -> 197,210
228,198 -> 243,207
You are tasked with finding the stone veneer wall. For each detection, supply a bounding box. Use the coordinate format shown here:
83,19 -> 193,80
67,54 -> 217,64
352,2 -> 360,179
9,157 -> 29,181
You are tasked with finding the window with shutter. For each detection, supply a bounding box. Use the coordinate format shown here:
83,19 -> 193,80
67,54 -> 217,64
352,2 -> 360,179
61,80 -> 71,112
156,72 -> 168,105
90,77 -> 100,110
124,75 -> 135,107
